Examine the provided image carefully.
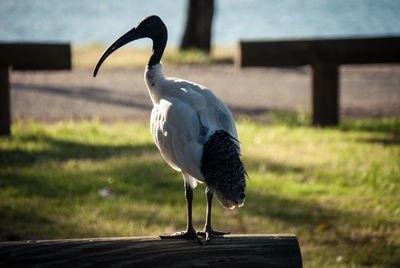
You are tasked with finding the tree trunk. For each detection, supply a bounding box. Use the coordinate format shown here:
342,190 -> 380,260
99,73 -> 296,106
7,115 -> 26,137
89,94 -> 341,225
180,0 -> 214,53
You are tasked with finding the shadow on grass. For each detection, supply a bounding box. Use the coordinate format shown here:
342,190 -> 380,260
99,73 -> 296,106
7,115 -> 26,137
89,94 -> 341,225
0,134 -> 186,240
340,118 -> 400,135
0,203 -> 56,241
0,135 -> 335,234
356,136 -> 400,146
0,135 -> 158,167
242,156 -> 335,228
245,189 -> 334,228
1,148 -> 181,203
244,156 -> 306,175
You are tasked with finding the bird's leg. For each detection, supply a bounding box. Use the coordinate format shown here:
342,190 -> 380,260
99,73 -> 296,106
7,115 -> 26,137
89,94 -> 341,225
160,183 -> 201,244
197,187 -> 230,241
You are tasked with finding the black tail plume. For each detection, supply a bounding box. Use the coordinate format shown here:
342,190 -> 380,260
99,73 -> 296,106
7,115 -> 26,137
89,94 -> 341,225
201,130 -> 246,194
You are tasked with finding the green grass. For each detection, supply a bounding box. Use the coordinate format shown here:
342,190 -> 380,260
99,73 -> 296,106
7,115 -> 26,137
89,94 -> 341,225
1,116 -> 399,267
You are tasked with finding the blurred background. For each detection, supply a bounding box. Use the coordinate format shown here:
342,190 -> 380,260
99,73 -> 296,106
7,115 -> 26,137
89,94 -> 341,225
1,0 -> 400,121
1,1 -> 399,267
1,0 -> 400,46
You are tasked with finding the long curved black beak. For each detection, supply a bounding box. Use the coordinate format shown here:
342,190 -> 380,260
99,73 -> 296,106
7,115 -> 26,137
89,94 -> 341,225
93,27 -> 143,77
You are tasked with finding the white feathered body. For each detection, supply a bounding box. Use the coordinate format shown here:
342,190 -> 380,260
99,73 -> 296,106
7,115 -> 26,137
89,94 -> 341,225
145,64 -> 238,189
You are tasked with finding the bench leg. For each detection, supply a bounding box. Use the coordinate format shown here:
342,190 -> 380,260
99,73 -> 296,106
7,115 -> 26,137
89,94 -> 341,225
0,66 -> 10,136
312,62 -> 339,126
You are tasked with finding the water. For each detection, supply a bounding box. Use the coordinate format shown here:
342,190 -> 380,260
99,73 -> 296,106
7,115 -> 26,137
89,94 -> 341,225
1,0 -> 400,47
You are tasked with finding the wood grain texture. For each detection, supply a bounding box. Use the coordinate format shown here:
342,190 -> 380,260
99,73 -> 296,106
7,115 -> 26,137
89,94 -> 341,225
0,234 -> 302,267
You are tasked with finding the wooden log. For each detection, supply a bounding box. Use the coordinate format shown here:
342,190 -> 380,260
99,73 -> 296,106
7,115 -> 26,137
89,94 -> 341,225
0,234 -> 302,267
0,43 -> 71,70
236,39 -> 311,67
236,36 -> 400,126
0,43 -> 71,136
312,62 -> 339,126
0,66 -> 10,136
236,36 -> 400,67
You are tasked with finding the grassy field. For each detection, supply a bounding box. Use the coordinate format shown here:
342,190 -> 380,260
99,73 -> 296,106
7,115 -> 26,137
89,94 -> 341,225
1,115 -> 399,267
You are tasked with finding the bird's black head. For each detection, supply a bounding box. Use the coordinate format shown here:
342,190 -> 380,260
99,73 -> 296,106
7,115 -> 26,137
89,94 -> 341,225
134,15 -> 167,42
93,15 -> 168,77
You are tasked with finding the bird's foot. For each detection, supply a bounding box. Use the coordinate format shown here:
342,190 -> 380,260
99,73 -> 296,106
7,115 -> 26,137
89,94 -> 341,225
197,228 -> 230,241
160,229 -> 202,245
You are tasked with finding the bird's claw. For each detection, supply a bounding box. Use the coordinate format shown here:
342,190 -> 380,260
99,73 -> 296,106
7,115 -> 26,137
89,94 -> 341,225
160,230 -> 202,245
197,229 -> 230,241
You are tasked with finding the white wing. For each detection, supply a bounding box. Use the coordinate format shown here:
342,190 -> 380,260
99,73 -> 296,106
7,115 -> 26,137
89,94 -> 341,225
150,75 -> 238,188
151,98 -> 205,188
167,77 -> 238,138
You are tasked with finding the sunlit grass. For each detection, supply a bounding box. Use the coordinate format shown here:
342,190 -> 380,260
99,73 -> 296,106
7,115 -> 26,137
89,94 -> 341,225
72,45 -> 234,68
1,116 -> 399,267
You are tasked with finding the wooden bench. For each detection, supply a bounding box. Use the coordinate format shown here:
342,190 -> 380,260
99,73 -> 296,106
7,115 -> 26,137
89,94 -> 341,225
0,234 -> 302,267
236,36 -> 400,126
0,43 -> 71,136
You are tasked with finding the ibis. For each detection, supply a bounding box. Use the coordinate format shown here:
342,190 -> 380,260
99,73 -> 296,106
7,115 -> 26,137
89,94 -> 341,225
93,15 -> 246,242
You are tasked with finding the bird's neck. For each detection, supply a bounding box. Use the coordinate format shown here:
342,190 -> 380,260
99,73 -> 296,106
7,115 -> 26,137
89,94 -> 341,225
146,29 -> 168,104
148,33 -> 167,67
145,63 -> 166,105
